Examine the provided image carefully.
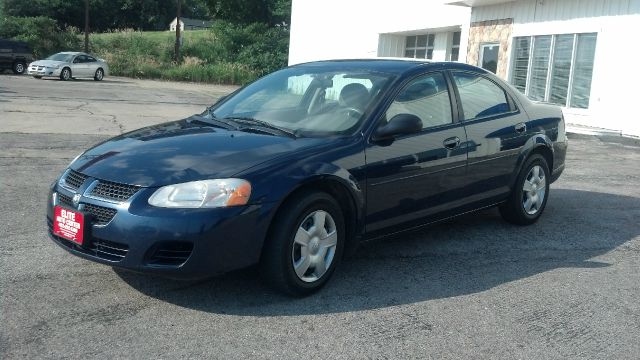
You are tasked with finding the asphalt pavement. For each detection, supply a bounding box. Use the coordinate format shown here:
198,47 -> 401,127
1,74 -> 639,359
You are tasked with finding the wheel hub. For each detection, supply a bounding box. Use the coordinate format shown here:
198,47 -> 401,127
309,238 -> 320,254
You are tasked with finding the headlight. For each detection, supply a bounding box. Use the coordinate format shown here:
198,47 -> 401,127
148,179 -> 251,208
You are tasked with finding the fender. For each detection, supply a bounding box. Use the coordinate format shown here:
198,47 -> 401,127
235,136 -> 368,245
509,133 -> 555,190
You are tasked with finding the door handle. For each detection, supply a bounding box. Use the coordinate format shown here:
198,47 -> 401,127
515,122 -> 527,133
443,136 -> 461,149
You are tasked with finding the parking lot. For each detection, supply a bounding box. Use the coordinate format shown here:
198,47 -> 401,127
1,74 -> 639,359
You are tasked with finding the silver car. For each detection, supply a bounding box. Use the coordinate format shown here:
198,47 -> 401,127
27,52 -> 109,81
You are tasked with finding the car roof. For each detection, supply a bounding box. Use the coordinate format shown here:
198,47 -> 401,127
291,58 -> 487,75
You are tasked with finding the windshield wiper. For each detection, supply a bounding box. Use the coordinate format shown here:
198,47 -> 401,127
222,116 -> 298,138
188,114 -> 240,131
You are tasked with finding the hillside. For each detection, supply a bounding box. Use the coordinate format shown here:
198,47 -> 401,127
89,30 -> 258,84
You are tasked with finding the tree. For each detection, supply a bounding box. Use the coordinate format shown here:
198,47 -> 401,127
204,0 -> 291,26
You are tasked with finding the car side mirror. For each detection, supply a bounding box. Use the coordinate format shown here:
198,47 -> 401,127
373,114 -> 422,141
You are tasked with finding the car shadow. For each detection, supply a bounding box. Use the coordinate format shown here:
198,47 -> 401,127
115,188 -> 639,315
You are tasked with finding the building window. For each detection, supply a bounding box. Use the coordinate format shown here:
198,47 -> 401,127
479,43 -> 499,73
405,34 -> 435,60
450,31 -> 461,61
511,33 -> 597,109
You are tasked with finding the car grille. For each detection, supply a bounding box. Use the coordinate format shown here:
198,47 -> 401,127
82,203 -> 117,225
47,218 -> 129,262
58,193 -> 74,207
31,65 -> 44,71
89,180 -> 140,202
63,169 -> 88,190
57,193 -> 116,226
146,242 -> 193,266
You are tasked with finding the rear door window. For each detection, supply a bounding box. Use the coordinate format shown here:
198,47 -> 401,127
452,72 -> 512,120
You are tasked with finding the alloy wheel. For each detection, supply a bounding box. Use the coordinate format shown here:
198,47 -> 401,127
291,210 -> 338,283
522,165 -> 546,215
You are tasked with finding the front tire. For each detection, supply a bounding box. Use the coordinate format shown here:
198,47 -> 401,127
260,191 -> 345,296
12,62 -> 26,75
499,154 -> 550,225
60,67 -> 71,81
94,68 -> 104,81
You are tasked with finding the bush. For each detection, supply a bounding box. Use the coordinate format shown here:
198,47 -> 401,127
210,20 -> 289,76
0,16 -> 81,57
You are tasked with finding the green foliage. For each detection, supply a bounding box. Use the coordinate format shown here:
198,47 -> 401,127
0,16 -> 81,57
205,0 -> 291,26
89,30 -> 258,84
1,0 -> 214,32
0,0 -> 292,84
210,20 -> 289,76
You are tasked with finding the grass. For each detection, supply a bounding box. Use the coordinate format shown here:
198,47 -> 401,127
88,30 -> 259,85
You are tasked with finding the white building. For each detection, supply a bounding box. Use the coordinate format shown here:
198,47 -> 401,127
169,17 -> 214,31
289,0 -> 640,137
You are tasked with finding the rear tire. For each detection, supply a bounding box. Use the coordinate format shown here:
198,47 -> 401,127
60,67 -> 71,81
260,191 -> 345,296
12,62 -> 26,75
499,154 -> 550,225
94,68 -> 104,81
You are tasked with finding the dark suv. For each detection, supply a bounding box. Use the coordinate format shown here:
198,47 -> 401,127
0,39 -> 33,75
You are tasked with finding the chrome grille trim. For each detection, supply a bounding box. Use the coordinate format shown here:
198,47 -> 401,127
60,169 -> 88,191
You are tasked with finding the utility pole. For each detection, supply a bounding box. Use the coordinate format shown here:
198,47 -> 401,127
84,0 -> 89,52
175,0 -> 181,63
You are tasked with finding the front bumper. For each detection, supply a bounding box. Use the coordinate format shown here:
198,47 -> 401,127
46,182 -> 276,279
28,66 -> 62,77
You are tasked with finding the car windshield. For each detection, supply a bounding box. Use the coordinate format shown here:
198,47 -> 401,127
210,66 -> 396,137
45,53 -> 75,62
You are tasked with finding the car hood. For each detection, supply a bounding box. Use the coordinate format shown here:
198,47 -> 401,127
70,118 -> 326,187
31,60 -> 67,67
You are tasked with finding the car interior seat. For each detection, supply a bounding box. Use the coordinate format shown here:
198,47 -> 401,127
338,83 -> 370,111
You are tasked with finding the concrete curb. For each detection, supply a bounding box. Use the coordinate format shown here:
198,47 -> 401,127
566,123 -> 624,137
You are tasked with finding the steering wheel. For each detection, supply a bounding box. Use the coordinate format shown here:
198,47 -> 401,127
341,107 -> 363,119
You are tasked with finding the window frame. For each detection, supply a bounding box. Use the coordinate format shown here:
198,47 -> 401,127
404,34 -> 435,60
478,42 -> 500,74
509,32 -> 597,109
448,70 -> 519,122
449,31 -> 462,61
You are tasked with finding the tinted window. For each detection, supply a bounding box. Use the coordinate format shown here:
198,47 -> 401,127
386,72 -> 452,129
453,72 -> 511,120
86,56 -> 97,62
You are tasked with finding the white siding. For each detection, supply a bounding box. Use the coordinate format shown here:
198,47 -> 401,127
289,0 -> 469,65
472,0 -> 640,23
377,34 -> 405,57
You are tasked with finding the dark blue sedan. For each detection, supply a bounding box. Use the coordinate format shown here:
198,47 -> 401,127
47,59 -> 567,295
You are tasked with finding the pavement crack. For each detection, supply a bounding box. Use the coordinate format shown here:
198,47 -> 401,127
107,114 -> 125,134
